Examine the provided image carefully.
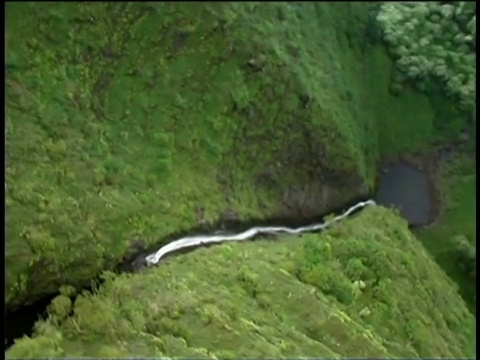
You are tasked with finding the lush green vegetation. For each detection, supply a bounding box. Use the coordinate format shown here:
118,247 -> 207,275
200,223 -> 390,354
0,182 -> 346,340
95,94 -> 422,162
6,1 -> 476,358
417,144 -> 476,313
6,207 -> 475,358
5,1 -> 370,307
6,1 -> 452,307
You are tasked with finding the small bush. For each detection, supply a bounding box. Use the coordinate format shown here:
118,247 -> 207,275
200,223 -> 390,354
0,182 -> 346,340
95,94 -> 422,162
450,234 -> 476,279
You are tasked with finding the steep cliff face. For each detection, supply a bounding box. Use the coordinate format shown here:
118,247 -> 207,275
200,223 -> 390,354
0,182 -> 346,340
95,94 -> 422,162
5,2 -> 439,307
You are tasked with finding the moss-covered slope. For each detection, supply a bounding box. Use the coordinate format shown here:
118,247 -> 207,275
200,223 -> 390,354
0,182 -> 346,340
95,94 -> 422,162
6,207 -> 475,358
417,146 -> 476,313
6,2 -> 444,308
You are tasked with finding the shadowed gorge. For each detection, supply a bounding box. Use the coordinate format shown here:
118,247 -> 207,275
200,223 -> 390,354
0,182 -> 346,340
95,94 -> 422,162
5,1 -> 475,358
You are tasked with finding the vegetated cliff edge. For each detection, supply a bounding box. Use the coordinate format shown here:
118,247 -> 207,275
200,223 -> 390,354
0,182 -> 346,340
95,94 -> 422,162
6,2 -> 447,308
6,207 -> 476,358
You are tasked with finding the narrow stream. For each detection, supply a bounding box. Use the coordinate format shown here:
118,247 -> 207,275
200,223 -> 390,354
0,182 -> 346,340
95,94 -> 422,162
5,199 -> 376,349
6,161 -> 435,350
5,164 -> 431,350
144,200 -> 376,265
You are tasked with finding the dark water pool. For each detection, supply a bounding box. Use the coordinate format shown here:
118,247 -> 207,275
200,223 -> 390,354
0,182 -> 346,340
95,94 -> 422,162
375,163 -> 431,226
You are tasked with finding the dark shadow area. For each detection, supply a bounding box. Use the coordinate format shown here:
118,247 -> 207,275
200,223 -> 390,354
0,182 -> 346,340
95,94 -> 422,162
4,294 -> 56,350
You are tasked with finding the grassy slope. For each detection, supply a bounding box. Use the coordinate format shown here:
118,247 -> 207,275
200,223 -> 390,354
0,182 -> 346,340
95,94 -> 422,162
5,1 -> 443,307
363,47 -> 435,156
417,146 -> 476,313
6,207 -> 475,358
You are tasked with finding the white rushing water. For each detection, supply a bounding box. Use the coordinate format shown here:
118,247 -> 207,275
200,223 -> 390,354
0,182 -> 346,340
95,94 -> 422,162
145,200 -> 376,266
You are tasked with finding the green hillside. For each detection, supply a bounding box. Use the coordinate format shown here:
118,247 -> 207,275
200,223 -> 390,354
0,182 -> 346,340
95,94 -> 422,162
6,207 -> 475,358
5,1 -> 442,307
5,1 -> 475,358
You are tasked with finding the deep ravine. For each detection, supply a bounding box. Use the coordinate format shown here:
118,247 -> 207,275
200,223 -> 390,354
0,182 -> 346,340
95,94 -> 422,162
6,173 -> 433,351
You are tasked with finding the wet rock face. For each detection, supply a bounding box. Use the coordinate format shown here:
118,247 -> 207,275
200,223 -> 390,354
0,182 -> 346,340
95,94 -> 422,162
375,163 -> 431,226
278,172 -> 369,220
125,256 -> 148,273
